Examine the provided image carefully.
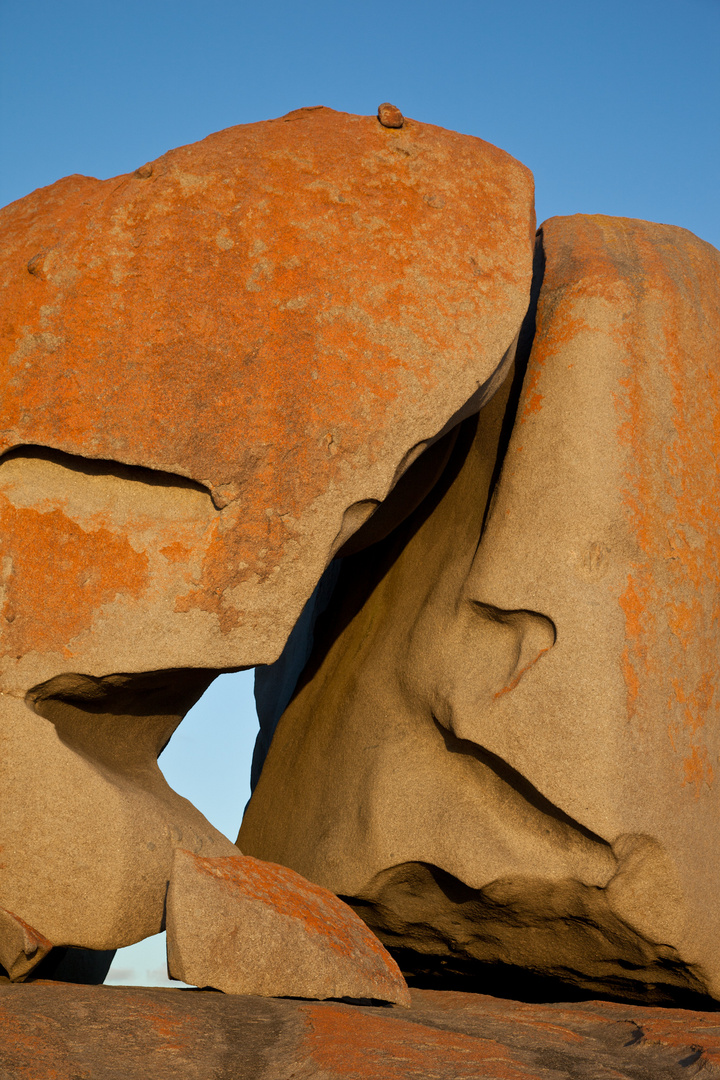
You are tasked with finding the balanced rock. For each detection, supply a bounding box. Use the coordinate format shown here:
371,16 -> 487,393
0,109 -> 533,982
240,215 -> 720,1003
0,105 -> 534,673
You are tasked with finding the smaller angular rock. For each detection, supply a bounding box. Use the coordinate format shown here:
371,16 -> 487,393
166,850 -> 411,1005
0,907 -> 52,981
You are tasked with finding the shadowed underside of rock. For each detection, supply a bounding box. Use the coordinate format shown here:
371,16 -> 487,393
240,214 -> 720,1004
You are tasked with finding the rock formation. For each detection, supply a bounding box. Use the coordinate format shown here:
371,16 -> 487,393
240,214 -> 720,1005
0,106 -> 533,997
167,850 -> 410,1003
3,982 -> 720,1078
2,100 -> 719,1011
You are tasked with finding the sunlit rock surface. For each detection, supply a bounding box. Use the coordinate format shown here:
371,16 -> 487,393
2,983 -> 719,1079
166,850 -> 409,1004
0,105 -> 534,673
241,215 -> 720,1004
0,108 -> 533,978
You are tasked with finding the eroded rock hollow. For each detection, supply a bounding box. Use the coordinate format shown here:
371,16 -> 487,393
241,214 -> 720,1006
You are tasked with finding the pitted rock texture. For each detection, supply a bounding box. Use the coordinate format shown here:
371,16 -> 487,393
0,106 -> 534,676
240,217 -> 720,1002
0,984 -> 718,1079
166,850 -> 409,1004
458,215 -> 720,993
0,671 -> 239,951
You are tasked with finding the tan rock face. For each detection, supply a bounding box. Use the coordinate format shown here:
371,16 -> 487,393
0,110 -> 534,982
0,908 -> 52,982
167,850 -> 410,1004
240,215 -> 720,1003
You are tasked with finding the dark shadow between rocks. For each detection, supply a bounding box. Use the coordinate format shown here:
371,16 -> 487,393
0,444 -> 215,499
396,951 -> 720,1012
251,230 -> 544,790
343,860 -> 715,1011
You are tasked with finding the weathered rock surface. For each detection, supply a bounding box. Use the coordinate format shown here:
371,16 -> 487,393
0,108 -> 534,962
166,850 -> 410,1004
1,983 -> 719,1079
240,216 -> 720,1002
0,105 -> 534,676
0,908 -> 52,982
450,215 -> 720,996
0,670 -> 239,953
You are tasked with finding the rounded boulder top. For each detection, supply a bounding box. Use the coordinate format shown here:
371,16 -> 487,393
0,106 -> 535,665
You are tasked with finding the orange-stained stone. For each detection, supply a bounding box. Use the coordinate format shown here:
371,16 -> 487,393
166,850 -> 410,1004
298,1004 -> 536,1079
461,214 -> 720,991
240,213 -> 720,1004
0,106 -> 534,670
0,109 -> 533,976
0,501 -> 149,657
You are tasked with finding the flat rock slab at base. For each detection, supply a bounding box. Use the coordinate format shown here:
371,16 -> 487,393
1,984 -> 719,1079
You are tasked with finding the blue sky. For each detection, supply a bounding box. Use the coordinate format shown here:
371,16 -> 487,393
2,0 -> 719,245
1,0 -> 718,985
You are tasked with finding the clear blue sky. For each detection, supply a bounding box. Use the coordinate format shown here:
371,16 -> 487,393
1,0 -> 718,985
2,0 -> 719,246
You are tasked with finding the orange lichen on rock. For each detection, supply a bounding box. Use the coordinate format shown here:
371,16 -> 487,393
299,1004 -> 537,1080
0,107 -> 534,665
459,214 -> 720,991
2,983 -> 720,1079
0,109 -> 533,987
595,217 -> 720,797
0,501 -> 149,657
250,212 -> 720,1002
0,452 -> 220,663
166,849 -> 410,1004
492,214 -> 720,811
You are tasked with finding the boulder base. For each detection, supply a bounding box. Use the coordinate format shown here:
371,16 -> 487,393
1,983 -> 718,1079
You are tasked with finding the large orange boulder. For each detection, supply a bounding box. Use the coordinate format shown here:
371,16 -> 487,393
0,105 -> 534,674
0,109 -> 534,983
